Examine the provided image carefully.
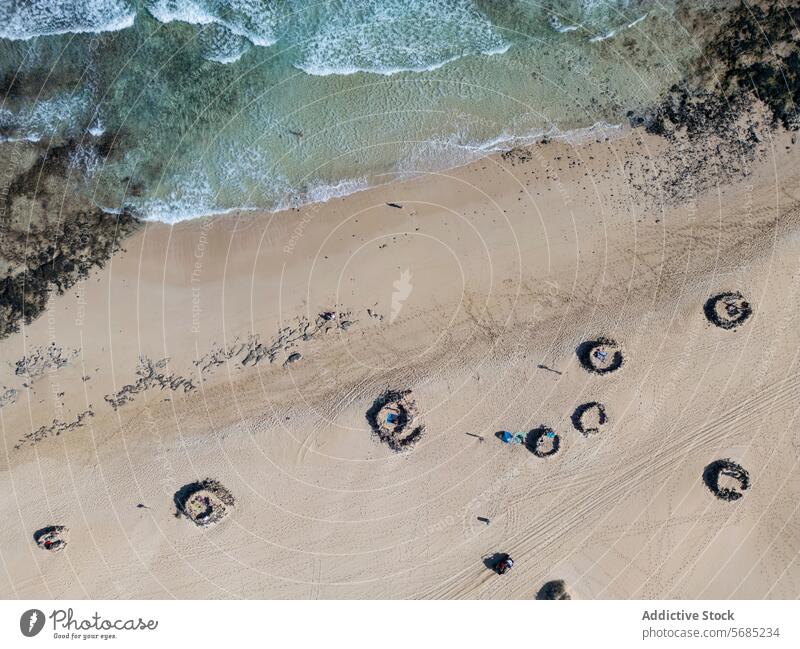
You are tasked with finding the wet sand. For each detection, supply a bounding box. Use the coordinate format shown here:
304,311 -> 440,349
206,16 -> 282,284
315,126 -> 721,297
1,125 -> 799,598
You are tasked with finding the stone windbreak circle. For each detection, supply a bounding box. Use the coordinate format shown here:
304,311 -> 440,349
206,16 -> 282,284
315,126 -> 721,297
704,292 -> 752,330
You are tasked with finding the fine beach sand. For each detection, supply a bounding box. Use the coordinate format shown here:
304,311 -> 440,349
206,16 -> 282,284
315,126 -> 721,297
1,125 -> 800,599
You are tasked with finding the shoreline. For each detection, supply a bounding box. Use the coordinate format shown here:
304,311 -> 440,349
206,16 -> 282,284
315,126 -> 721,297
111,121 -> 626,226
6,1 -> 793,341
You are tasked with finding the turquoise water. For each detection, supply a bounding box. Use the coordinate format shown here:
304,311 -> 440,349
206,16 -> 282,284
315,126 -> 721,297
0,1 -> 707,222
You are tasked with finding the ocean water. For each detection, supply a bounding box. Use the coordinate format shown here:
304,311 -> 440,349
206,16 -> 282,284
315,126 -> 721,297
0,0 -> 708,222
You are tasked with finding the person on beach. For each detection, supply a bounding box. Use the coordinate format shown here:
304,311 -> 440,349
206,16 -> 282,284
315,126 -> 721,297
496,557 -> 514,575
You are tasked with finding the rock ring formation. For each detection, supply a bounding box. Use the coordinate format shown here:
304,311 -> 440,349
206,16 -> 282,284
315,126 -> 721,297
526,426 -> 561,458
366,389 -> 424,451
704,291 -> 752,329
174,479 -> 235,526
571,401 -> 608,436
576,338 -> 624,374
703,459 -> 750,501
536,579 -> 572,600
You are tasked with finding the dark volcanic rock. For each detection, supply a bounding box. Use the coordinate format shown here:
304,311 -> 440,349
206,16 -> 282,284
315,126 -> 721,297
626,1 -> 800,203
0,139 -> 139,339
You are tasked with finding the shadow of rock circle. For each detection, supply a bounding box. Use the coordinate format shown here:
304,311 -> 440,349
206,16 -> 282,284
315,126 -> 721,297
703,459 -> 750,501
704,291 -> 752,329
174,479 -> 235,527
33,525 -> 68,552
366,389 -> 424,451
576,338 -> 623,374
571,402 -> 608,436
526,426 -> 561,458
536,579 -> 572,600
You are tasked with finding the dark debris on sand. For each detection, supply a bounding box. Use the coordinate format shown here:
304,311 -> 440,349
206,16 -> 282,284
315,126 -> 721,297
14,343 -> 78,380
193,311 -> 355,374
104,357 -> 196,409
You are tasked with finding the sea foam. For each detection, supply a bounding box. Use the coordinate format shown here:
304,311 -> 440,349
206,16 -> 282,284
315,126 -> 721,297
146,0 -> 283,47
0,0 -> 135,41
0,92 -> 91,142
293,0 -> 509,76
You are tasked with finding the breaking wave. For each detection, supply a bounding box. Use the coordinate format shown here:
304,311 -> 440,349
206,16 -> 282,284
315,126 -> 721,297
0,0 -> 135,41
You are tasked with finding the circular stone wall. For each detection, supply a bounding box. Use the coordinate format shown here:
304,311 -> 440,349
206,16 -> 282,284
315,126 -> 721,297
174,479 -> 235,526
704,292 -> 752,329
576,338 -> 624,374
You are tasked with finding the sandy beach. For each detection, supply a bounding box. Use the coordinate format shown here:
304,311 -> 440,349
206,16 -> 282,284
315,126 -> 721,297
1,119 -> 799,598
